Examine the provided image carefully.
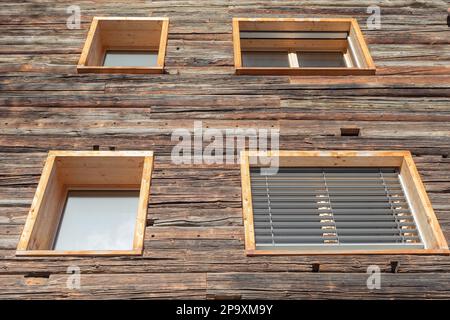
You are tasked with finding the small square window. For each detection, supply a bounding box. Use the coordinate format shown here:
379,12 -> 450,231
233,18 -> 376,75
240,151 -> 448,255
16,151 -> 153,256
77,17 -> 169,74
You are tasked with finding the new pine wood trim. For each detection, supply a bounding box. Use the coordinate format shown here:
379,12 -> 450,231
77,17 -> 168,74
16,150 -> 154,257
90,16 -> 167,22
240,151 -> 256,251
233,17 -> 376,76
247,249 -> 450,256
400,153 -> 449,250
16,154 -> 56,251
240,150 -> 449,256
15,250 -> 143,257
157,18 -> 169,69
232,18 -> 242,69
133,156 -> 154,254
77,66 -> 164,74
48,150 -> 153,157
77,17 -> 99,67
350,18 -> 376,70
236,67 -> 376,76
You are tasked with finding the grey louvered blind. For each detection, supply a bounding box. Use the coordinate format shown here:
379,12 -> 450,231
251,168 -> 423,250
240,31 -> 349,39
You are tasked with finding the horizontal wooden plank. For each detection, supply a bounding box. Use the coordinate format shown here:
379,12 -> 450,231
0,273 -> 206,299
0,0 -> 449,299
206,272 -> 450,299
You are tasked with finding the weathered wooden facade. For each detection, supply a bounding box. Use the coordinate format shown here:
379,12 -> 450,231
1,0 -> 450,299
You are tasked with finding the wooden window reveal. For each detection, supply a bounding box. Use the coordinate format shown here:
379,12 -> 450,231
77,17 -> 169,74
16,151 -> 154,256
233,18 -> 376,76
240,151 -> 448,255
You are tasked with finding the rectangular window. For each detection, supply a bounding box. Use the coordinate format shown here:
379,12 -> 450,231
16,151 -> 153,256
240,151 -> 448,255
77,17 -> 169,74
233,18 -> 376,75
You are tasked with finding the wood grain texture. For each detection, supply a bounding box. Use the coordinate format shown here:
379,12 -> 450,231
207,272 -> 450,299
0,0 -> 449,299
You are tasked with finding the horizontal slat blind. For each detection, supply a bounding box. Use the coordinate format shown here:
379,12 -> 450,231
240,31 -> 349,39
250,168 -> 423,250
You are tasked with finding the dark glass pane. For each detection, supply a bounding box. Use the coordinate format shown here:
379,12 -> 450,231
297,52 -> 346,67
242,51 -> 290,67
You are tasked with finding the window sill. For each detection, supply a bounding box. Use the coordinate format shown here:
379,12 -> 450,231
246,249 -> 450,256
77,65 -> 164,74
235,67 -> 376,76
16,249 -> 143,257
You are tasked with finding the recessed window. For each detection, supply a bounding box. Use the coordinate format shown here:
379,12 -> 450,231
233,18 -> 376,75
77,17 -> 169,74
240,151 -> 448,255
16,151 -> 153,256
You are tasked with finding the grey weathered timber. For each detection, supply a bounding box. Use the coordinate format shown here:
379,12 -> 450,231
0,0 -> 449,299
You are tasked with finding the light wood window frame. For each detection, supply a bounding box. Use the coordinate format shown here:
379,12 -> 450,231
240,150 -> 449,255
233,18 -> 376,76
77,17 -> 169,74
16,151 -> 154,256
